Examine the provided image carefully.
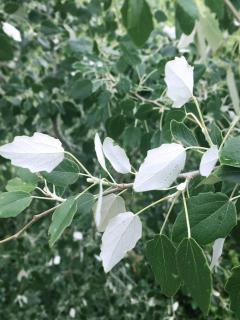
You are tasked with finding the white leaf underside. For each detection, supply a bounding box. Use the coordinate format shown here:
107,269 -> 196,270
0,132 -> 64,173
100,212 -> 142,272
134,143 -> 186,192
94,193 -> 126,232
94,133 -> 107,171
210,238 -> 225,270
199,145 -> 218,177
103,137 -> 131,174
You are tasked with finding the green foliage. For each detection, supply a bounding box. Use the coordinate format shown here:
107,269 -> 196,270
0,192 -> 32,218
171,120 -> 198,146
220,137 -> 240,168
173,193 -> 237,244
176,238 -> 212,314
225,266 -> 240,318
146,234 -> 180,297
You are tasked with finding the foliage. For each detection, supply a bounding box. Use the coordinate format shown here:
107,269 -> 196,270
0,0 -> 240,319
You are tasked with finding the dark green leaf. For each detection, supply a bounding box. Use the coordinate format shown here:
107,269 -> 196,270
177,0 -> 199,19
0,34 -> 14,61
209,122 -> 222,147
146,235 -> 181,297
6,177 -> 37,193
68,79 -> 92,100
172,192 -> 237,244
42,159 -> 79,187
76,193 -> 94,215
220,137 -> 240,168
217,166 -> 240,184
176,238 -> 212,314
225,265 -> 240,318
0,192 -> 32,218
171,120 -> 198,147
121,0 -> 154,47
49,197 -> 77,247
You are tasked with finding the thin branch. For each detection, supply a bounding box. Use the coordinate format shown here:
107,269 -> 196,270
224,0 -> 240,22
0,204 -> 61,245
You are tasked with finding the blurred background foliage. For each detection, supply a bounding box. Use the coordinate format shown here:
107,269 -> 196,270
0,0 -> 239,318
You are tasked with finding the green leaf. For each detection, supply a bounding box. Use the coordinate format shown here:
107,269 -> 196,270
172,192 -> 237,244
76,193 -> 94,215
0,34 -> 14,61
225,266 -> 240,318
146,235 -> 181,297
49,197 -> 77,247
171,120 -> 198,147
176,0 -> 199,35
6,177 -> 37,193
217,166 -> 240,184
209,122 -> 222,147
0,192 -> 32,218
121,0 -> 153,47
68,79 -> 92,100
42,159 -> 79,187
176,238 -> 212,314
220,137 -> 240,168
15,167 -> 39,183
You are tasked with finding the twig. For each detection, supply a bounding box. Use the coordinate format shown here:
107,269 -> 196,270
0,204 -> 61,244
224,0 -> 240,22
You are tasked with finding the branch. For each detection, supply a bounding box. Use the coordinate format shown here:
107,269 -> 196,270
0,204 -> 61,245
224,0 -> 240,22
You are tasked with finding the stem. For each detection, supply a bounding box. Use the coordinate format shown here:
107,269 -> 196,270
192,96 -> 213,147
75,183 -> 96,200
182,191 -> 191,238
160,193 -> 180,234
136,192 -> 177,216
219,116 -> 240,152
230,194 -> 240,201
0,205 -> 61,244
65,151 -> 93,177
224,0 -> 240,22
31,196 -> 62,201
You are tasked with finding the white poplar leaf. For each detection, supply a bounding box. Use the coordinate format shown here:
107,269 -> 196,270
103,137 -> 131,174
210,238 -> 225,270
178,28 -> 196,50
94,133 -> 107,171
100,212 -> 142,272
199,145 -> 218,177
133,143 -> 186,192
2,22 -> 21,42
94,193 -> 126,232
164,56 -> 194,108
0,133 -> 64,173
94,180 -> 103,228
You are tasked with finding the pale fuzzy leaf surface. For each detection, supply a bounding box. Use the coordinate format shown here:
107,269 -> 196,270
94,179 -> 103,229
200,145 -> 218,177
210,238 -> 225,270
2,22 -> 21,42
0,133 -> 64,173
178,28 -> 196,50
100,212 -> 142,272
103,137 -> 131,174
94,133 -> 107,171
134,143 -> 186,192
164,56 -> 193,108
226,67 -> 240,114
94,193 -> 126,232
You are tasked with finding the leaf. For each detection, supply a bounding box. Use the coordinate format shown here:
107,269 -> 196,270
76,193 -> 94,215
133,143 -> 186,192
176,238 -> 212,314
94,193 -> 126,232
217,166 -> 240,184
226,67 -> 240,114
49,197 -> 77,247
0,34 -> 14,61
146,235 -> 181,297
6,177 -> 36,193
225,266 -> 240,318
177,0 -> 199,19
68,79 -> 92,100
42,159 -> 79,186
175,0 -> 198,35
16,167 -> 39,183
173,192 -> 237,244
199,145 -> 219,177
121,0 -> 153,47
220,137 -> 240,168
100,212 -> 142,272
196,0 -> 223,52
2,22 -> 21,42
210,238 -> 225,270
0,192 -> 32,218
209,123 -> 222,147
164,56 -> 194,108
171,120 -> 198,147
102,137 -> 131,174
0,132 -> 64,173
94,133 -> 107,171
